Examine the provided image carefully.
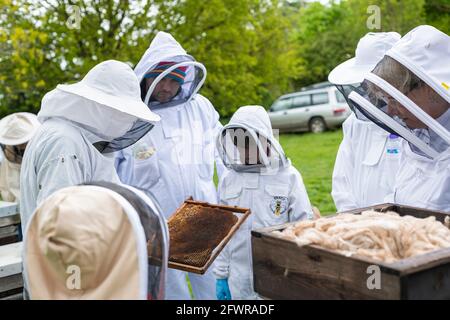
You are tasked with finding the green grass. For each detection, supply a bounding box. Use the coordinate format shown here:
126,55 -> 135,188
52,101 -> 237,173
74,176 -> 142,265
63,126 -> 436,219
214,129 -> 343,216
279,130 -> 342,215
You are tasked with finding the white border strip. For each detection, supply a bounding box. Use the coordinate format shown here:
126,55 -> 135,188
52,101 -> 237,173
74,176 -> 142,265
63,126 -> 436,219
121,184 -> 169,300
99,187 -> 149,300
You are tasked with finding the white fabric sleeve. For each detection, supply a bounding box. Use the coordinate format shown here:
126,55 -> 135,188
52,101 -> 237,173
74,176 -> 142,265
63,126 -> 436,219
213,243 -> 231,280
213,178 -> 232,279
36,155 -> 86,207
331,116 -> 359,212
288,169 -> 314,222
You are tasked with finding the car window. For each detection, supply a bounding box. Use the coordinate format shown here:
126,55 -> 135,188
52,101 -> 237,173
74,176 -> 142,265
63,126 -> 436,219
311,92 -> 329,105
271,98 -> 292,111
291,95 -> 311,109
335,90 -> 346,103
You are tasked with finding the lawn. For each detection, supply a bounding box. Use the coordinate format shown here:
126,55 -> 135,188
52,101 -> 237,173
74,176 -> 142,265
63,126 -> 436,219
279,130 -> 342,215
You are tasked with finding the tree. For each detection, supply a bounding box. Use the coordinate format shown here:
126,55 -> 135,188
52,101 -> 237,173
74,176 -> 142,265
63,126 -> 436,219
0,0 -> 299,117
136,0 -> 300,115
425,0 -> 450,34
0,1 -> 55,115
1,0 -> 157,116
1,0 -> 445,117
293,0 -> 426,88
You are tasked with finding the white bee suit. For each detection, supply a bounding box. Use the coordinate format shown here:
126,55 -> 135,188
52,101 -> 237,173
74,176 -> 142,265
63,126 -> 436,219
0,112 -> 41,203
20,60 -> 160,233
348,26 -> 450,211
332,113 -> 402,211
213,106 -> 313,300
115,32 -> 224,300
328,32 -> 403,211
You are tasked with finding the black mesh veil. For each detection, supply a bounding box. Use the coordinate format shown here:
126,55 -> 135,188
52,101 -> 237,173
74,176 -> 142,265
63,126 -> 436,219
82,181 -> 167,300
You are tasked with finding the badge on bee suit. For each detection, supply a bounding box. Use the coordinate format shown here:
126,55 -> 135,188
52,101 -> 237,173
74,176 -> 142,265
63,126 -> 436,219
132,142 -> 156,160
270,196 -> 288,216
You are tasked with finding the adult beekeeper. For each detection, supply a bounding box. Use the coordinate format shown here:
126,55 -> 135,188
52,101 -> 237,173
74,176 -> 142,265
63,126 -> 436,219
328,32 -> 402,212
115,32 -> 223,300
347,25 -> 450,211
0,113 -> 40,203
23,183 -> 169,299
20,60 -> 161,233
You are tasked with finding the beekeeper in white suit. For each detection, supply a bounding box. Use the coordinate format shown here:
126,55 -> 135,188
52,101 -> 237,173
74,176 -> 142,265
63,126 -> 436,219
348,25 -> 450,211
0,113 -> 40,203
20,60 -> 161,233
214,105 -> 313,300
24,183 -> 169,300
115,32 -> 223,300
329,32 -> 402,211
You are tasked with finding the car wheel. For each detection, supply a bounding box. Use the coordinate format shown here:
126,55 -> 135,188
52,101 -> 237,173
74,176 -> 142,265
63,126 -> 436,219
309,117 -> 326,133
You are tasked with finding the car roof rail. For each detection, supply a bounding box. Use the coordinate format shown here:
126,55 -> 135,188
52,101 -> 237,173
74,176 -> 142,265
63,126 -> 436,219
300,81 -> 333,91
278,81 -> 334,99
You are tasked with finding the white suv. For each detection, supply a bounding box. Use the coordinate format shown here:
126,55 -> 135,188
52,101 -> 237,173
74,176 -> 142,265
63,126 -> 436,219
268,83 -> 351,133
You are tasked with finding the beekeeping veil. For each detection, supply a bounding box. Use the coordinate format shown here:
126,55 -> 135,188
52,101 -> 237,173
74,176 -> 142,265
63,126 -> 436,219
348,25 -> 450,160
134,32 -> 206,110
216,105 -> 289,173
38,60 -> 160,154
23,184 -> 168,300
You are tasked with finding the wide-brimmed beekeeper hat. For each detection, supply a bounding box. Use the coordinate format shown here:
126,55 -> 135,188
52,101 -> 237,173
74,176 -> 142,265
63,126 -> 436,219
0,112 -> 40,146
57,60 -> 160,122
38,60 -> 161,153
328,32 -> 401,85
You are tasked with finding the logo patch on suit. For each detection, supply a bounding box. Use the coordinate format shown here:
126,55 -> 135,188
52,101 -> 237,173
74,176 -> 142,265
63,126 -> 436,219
132,143 -> 156,160
270,196 -> 288,216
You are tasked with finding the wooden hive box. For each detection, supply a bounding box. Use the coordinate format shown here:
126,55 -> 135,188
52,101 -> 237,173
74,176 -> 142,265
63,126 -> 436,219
0,201 -> 20,246
251,203 -> 450,300
0,241 -> 23,300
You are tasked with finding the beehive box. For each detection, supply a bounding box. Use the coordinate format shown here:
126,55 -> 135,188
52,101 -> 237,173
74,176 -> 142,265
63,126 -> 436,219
252,203 -> 450,300
0,202 -> 20,246
0,242 -> 23,300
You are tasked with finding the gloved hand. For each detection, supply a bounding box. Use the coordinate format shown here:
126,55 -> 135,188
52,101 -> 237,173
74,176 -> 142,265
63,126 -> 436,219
216,278 -> 232,300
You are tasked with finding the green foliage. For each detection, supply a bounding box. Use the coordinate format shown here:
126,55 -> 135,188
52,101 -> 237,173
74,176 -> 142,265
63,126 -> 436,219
279,130 -> 343,215
0,1 -> 54,114
0,0 -> 447,117
0,0 -> 158,115
424,0 -> 450,34
0,0 -> 298,117
294,0 -> 426,88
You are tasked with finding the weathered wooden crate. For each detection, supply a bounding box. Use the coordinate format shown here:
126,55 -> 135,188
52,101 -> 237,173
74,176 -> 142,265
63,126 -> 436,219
0,242 -> 23,300
0,201 -> 20,246
252,203 -> 450,300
